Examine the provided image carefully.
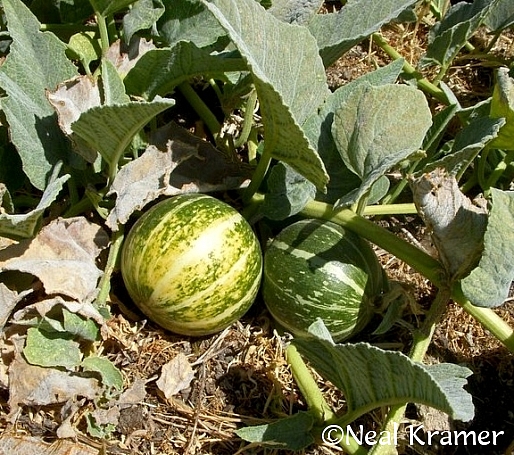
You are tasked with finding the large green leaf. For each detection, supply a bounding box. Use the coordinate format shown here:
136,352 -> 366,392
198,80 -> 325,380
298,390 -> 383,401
331,83 -> 432,207
71,97 -> 174,175
484,0 -> 514,33
202,0 -> 329,191
420,0 -> 500,68
489,68 -> 514,150
307,0 -> 419,67
157,0 -> 226,48
268,0 -> 323,25
124,41 -> 246,99
461,189 -> 514,308
123,0 -> 165,43
0,0 -> 78,190
303,59 -> 405,204
294,320 -> 474,422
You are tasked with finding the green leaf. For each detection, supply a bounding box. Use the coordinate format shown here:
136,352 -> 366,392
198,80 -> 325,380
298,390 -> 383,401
331,83 -> 432,208
303,59 -> 405,204
235,411 -> 315,451
63,310 -> 100,342
157,0 -> 226,49
101,59 -> 130,105
24,327 -> 82,370
420,0 -> 499,69
461,188 -> 514,308
293,321 -> 475,422
268,0 -> 323,25
71,97 -> 174,176
124,42 -> 246,99
82,356 -> 124,391
89,0 -> 137,16
484,0 -> 514,32
489,67 -> 514,150
0,164 -> 69,240
419,116 -> 505,176
0,0 -> 78,190
123,0 -> 165,43
68,32 -> 102,70
308,0 -> 419,67
202,0 -> 330,191
261,163 -> 316,220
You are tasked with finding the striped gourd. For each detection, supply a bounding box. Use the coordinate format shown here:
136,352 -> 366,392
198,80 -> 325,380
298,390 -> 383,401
121,194 -> 262,336
263,219 -> 384,341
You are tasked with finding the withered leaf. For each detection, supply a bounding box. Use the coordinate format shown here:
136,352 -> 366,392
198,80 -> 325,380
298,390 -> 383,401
0,435 -> 98,455
106,122 -> 253,230
411,168 -> 487,279
0,283 -> 32,331
0,217 -> 109,301
156,353 -> 195,400
8,353 -> 99,420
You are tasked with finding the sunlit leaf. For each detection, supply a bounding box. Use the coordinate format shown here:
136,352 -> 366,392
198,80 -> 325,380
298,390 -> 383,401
294,320 -> 474,422
202,0 -> 329,191
0,0 -> 78,190
461,188 -> 514,308
331,83 -> 432,207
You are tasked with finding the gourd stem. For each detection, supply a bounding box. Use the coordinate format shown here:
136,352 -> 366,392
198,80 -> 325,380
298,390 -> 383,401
95,12 -> 110,55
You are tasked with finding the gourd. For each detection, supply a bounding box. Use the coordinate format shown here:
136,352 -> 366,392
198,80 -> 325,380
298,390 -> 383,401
262,219 -> 384,341
121,194 -> 262,336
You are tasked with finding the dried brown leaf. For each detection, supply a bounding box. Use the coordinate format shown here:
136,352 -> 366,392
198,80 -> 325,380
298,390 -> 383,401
156,353 -> 195,400
411,168 -> 488,278
105,37 -> 156,77
0,283 -> 32,330
0,435 -> 98,455
8,351 -> 99,420
0,217 -> 109,302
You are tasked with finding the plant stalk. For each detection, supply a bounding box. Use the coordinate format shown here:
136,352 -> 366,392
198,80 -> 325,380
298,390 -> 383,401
286,344 -> 366,454
95,227 -> 124,309
371,33 -> 449,104
370,288 -> 452,455
178,82 -> 221,138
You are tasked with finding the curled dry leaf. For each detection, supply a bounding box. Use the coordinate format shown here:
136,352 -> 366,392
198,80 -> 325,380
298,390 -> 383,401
411,168 -> 488,278
0,217 -> 109,302
105,37 -> 156,77
0,435 -> 98,455
8,350 -> 99,421
156,353 -> 195,400
0,283 -> 32,331
106,122 -> 253,230
105,144 -> 191,230
11,295 -> 105,326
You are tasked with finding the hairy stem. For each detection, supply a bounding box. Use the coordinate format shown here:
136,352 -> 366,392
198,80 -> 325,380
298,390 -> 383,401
178,82 -> 221,138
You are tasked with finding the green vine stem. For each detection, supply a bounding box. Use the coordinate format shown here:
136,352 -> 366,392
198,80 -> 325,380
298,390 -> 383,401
371,33 -> 450,105
286,344 -> 367,455
234,89 -> 258,149
178,82 -> 221,139
242,143 -> 273,204
286,344 -> 336,423
371,287 -> 453,455
95,227 -> 124,310
94,12 -> 110,55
